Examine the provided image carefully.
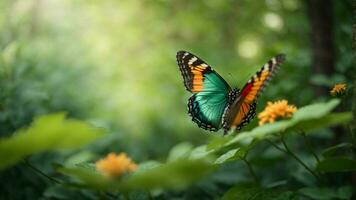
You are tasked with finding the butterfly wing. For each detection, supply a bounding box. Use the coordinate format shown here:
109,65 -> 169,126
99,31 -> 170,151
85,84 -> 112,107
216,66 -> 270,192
222,54 -> 286,133
177,51 -> 231,131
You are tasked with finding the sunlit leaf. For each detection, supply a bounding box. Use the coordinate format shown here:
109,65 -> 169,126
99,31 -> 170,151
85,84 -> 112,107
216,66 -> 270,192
0,113 -> 105,170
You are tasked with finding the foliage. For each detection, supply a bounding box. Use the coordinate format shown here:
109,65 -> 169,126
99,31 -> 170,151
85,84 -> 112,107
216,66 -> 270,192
0,113 -> 104,170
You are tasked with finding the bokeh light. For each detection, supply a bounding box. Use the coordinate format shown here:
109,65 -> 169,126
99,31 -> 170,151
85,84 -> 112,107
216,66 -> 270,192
263,12 -> 284,31
237,38 -> 260,58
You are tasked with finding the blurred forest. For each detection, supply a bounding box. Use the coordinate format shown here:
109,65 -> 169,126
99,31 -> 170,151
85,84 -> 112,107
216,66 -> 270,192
0,0 -> 355,199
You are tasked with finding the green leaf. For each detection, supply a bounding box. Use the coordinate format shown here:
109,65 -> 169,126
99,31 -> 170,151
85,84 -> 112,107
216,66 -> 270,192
322,143 -> 354,157
0,113 -> 105,170
316,157 -> 356,172
293,99 -> 340,121
136,161 -> 161,173
215,148 -> 240,164
224,100 -> 350,148
215,140 -> 258,164
189,145 -> 215,160
206,136 -> 231,150
299,186 -> 353,200
167,142 -> 194,162
121,159 -> 215,190
58,165 -> 112,189
65,151 -> 96,167
295,113 -> 352,132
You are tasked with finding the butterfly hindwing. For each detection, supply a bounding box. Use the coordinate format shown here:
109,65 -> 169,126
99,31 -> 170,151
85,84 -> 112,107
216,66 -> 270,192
235,101 -> 256,131
188,92 -> 229,131
177,51 -> 231,131
222,54 -> 285,133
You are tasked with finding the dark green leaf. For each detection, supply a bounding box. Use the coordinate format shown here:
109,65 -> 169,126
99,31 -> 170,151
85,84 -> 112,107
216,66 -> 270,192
316,157 -> 356,172
322,143 -> 354,157
299,186 -> 353,200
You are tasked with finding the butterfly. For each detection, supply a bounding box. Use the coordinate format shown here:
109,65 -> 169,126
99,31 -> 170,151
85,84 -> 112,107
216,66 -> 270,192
176,51 -> 285,134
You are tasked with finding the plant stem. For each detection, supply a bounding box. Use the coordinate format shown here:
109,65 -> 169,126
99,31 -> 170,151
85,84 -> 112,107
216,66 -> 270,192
23,159 -> 62,184
279,135 -> 320,180
241,157 -> 259,185
300,131 -> 320,164
267,139 -> 288,154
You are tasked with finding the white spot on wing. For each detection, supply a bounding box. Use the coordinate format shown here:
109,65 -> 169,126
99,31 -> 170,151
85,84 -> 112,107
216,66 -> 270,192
272,58 -> 276,64
263,64 -> 268,70
188,57 -> 197,65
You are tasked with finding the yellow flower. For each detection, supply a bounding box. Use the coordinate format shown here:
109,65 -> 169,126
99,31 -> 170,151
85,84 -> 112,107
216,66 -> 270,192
96,153 -> 137,177
258,100 -> 297,126
330,83 -> 347,96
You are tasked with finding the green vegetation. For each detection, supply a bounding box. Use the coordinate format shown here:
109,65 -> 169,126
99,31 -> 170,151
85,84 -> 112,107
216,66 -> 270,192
0,0 -> 355,199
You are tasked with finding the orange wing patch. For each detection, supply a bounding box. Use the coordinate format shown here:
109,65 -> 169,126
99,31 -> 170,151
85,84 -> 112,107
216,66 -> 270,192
231,102 -> 251,128
190,65 -> 206,92
244,69 -> 270,103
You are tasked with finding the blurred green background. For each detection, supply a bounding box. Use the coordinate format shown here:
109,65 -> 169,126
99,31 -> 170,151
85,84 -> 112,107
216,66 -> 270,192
0,0 -> 354,199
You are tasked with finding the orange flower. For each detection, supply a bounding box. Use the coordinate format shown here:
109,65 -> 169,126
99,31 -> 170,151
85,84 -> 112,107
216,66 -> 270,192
96,153 -> 137,177
330,83 -> 347,96
258,100 -> 297,126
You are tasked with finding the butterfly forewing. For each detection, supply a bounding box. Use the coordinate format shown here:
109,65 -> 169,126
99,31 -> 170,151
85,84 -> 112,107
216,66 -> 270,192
176,51 -> 230,93
240,54 -> 285,103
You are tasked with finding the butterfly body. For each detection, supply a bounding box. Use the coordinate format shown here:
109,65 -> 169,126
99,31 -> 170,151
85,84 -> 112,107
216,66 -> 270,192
176,51 -> 285,134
